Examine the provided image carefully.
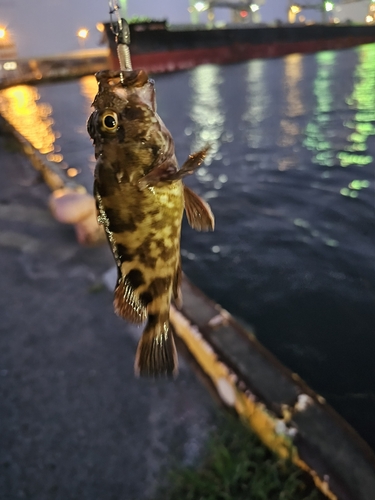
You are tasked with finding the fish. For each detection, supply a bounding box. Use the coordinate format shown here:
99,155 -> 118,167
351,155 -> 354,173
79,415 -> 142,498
87,69 -> 214,377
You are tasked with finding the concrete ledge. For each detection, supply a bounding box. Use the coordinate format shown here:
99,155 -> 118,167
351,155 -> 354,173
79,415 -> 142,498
170,277 -> 375,500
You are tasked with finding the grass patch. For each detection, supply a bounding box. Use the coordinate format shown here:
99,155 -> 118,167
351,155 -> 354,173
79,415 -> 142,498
155,415 -> 325,500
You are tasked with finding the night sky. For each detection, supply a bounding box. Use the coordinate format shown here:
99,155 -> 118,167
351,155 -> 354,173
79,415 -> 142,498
0,0 -> 292,58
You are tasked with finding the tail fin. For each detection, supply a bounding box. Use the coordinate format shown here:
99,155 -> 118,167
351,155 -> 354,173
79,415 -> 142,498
134,316 -> 178,378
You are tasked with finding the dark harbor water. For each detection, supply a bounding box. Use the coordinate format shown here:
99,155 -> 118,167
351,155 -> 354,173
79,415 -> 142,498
1,44 -> 374,450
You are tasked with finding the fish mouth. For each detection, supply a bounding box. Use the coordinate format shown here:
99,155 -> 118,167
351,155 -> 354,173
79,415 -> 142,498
95,69 -> 149,90
94,69 -> 156,112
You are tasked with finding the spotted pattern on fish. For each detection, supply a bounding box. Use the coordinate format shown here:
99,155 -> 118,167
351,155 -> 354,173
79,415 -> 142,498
88,69 -> 215,377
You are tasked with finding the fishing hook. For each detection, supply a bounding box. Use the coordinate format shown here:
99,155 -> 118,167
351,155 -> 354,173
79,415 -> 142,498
108,0 -> 132,74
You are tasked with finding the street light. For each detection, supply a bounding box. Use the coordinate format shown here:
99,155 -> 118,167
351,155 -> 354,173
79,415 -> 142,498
288,4 -> 301,23
195,2 -> 208,12
77,28 -> 89,40
77,28 -> 89,49
0,27 -> 6,39
324,1 -> 334,12
189,1 -> 208,24
290,5 -> 301,14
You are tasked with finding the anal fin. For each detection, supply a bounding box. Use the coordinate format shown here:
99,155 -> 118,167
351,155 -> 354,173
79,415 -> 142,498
114,274 -> 147,324
184,185 -> 215,232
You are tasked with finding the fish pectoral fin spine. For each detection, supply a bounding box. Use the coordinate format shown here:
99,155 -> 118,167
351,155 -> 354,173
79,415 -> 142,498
134,319 -> 178,378
114,276 -> 148,324
178,147 -> 210,177
137,147 -> 210,190
183,185 -> 215,232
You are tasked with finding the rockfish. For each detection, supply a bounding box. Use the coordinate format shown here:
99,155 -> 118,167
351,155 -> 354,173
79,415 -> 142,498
87,69 -> 214,377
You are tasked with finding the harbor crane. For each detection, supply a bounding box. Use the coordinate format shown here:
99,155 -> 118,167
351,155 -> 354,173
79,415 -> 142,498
288,1 -> 335,23
189,0 -> 265,24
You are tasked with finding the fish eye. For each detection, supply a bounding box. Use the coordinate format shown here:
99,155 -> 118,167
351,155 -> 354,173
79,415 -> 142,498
101,111 -> 118,132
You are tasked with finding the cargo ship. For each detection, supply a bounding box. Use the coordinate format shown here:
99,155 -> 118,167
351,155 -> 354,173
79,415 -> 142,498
104,20 -> 375,73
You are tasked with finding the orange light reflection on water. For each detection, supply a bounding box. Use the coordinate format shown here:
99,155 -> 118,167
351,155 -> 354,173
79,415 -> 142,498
0,85 -> 60,157
79,75 -> 98,112
277,54 -> 305,170
79,75 -> 98,174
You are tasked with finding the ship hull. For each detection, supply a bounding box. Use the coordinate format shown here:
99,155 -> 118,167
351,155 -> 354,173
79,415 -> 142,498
105,23 -> 375,72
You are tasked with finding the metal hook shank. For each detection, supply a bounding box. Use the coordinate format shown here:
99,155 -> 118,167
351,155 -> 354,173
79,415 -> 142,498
117,18 -> 132,71
108,2 -> 132,72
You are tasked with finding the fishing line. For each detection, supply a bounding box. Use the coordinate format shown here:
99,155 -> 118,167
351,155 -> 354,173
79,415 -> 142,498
108,0 -> 132,72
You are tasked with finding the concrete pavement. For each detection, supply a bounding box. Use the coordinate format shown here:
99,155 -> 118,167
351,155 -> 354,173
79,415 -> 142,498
0,127 -> 218,499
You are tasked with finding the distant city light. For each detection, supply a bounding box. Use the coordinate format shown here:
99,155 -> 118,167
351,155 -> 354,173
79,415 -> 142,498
67,168 -> 79,177
290,5 -> 301,14
195,2 -> 207,12
96,23 -> 105,33
3,61 -> 17,70
366,15 -> 373,23
77,28 -> 89,39
325,1 -> 334,12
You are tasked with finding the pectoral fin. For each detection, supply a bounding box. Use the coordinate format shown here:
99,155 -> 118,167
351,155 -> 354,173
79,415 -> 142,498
184,185 -> 215,232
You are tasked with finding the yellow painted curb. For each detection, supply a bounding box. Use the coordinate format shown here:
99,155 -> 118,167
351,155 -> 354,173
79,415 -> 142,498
170,305 -> 337,500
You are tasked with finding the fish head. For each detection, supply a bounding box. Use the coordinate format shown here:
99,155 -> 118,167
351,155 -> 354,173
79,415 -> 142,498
87,69 -> 174,177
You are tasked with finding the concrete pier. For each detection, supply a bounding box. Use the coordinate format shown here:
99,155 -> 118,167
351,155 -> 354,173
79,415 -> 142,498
0,48 -> 109,89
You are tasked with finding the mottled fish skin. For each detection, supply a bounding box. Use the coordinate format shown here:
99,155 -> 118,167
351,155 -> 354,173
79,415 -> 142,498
87,69 -> 214,377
